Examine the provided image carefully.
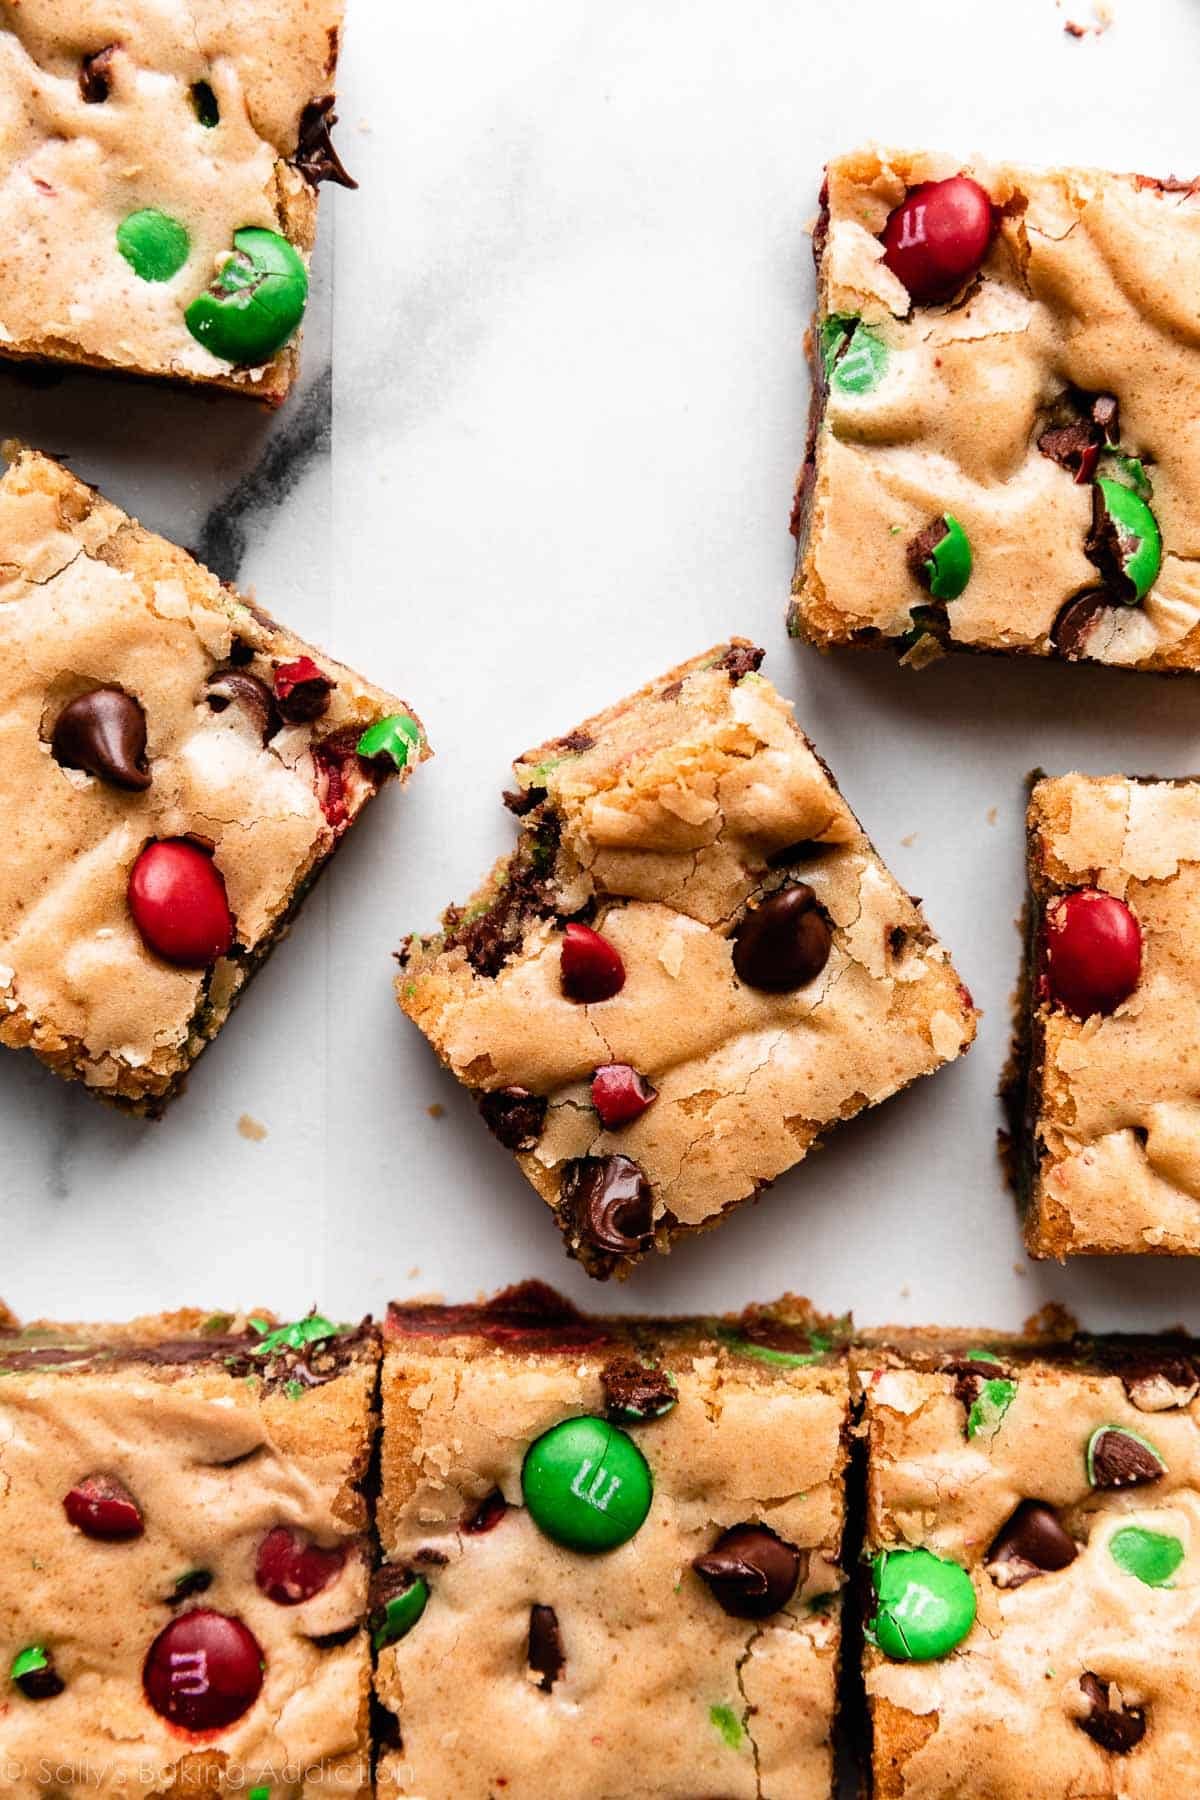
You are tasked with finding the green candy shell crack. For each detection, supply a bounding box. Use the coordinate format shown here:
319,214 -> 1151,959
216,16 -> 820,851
966,1377 -> 1017,1441
357,713 -> 422,770
821,313 -> 888,397
251,1312 -> 340,1357
521,1415 -> 652,1552
924,514 -> 972,601
372,1575 -> 429,1649
10,1646 -> 49,1682
185,227 -> 308,364
870,1548 -> 976,1662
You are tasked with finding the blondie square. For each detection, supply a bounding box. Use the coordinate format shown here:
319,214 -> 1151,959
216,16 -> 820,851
1013,772 -> 1200,1256
790,148 -> 1200,671
376,1283 -> 851,1800
397,641 -> 976,1278
0,0 -> 355,403
0,1305 -> 379,1796
857,1328 -> 1200,1798
0,447 -> 425,1113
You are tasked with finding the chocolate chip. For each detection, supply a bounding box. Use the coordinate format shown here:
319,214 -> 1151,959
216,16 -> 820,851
906,518 -> 950,586
294,94 -> 358,188
944,1354 -> 1010,1402
1077,1673 -> 1146,1753
51,687 -> 151,791
600,1354 -> 677,1423
1052,589 -> 1112,660
693,1524 -> 804,1619
1122,1356 -> 1200,1413
527,1604 -> 564,1691
732,885 -> 832,992
1038,417 -> 1100,481
559,1155 -> 653,1257
503,786 -> 545,816
1088,1427 -> 1166,1489
714,644 -> 765,681
551,729 -> 596,754
478,1087 -> 547,1152
986,1501 -> 1077,1589
79,46 -> 116,102
205,669 -> 279,740
462,1490 -> 508,1534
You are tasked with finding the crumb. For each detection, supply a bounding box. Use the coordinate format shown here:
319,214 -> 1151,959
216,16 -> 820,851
1024,1302 -> 1079,1339
900,832 -> 918,848
407,1266 -> 422,1280
898,1284 -> 910,1298
427,1102 -> 445,1119
1013,1262 -> 1028,1278
986,806 -> 998,826
1056,0 -> 1113,35
802,214 -> 816,237
237,1113 -> 267,1142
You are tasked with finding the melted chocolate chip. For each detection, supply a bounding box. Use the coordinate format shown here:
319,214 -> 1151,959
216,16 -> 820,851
693,1524 -> 804,1619
944,1355 -> 1010,1411
600,1354 -> 677,1423
274,659 -> 334,723
1038,391 -> 1119,483
714,643 -> 765,681
478,1086 -> 547,1152
79,46 -> 116,102
527,1604 -> 564,1691
732,885 -> 832,992
1121,1354 -> 1200,1413
388,1282 -> 610,1353
1038,417 -> 1100,479
986,1501 -> 1077,1588
559,1155 -> 653,1257
205,669 -> 279,740
294,94 -> 359,188
51,688 -> 151,791
1089,1427 -> 1165,1489
462,1490 -> 508,1534
1077,1673 -> 1146,1754
440,816 -> 561,979
1052,589 -> 1113,660
503,786 -> 545,816
906,518 -> 950,588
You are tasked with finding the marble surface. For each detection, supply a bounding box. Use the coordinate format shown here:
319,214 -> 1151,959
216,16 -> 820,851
5,0 -> 1200,1337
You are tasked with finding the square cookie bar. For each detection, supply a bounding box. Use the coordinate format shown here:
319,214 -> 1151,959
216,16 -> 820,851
0,0 -> 354,403
376,1282 -> 850,1800
0,447 -> 425,1113
0,1306 -> 378,1797
1011,772 -> 1200,1256
857,1328 -> 1200,1799
790,147 -> 1200,671
397,641 -> 976,1278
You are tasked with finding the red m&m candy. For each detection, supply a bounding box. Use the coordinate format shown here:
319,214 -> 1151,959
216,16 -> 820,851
881,175 -> 995,304
1042,889 -> 1141,1018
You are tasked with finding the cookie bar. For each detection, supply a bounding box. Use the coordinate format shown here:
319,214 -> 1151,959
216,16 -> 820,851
376,1282 -> 851,1800
0,447 -> 426,1113
396,641 -> 976,1278
0,1305 -> 378,1797
0,0 -> 354,403
857,1327 -> 1200,1798
790,147 -> 1200,671
1010,772 -> 1200,1256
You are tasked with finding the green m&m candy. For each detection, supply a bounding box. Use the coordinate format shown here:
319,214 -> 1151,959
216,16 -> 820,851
117,209 -> 191,282
185,227 -> 308,365
821,314 -> 888,397
1109,1525 -> 1184,1589
521,1415 -> 652,1552
371,1571 -> 429,1649
908,513 -> 972,602
357,713 -> 422,771
870,1548 -> 976,1661
1088,478 -> 1162,603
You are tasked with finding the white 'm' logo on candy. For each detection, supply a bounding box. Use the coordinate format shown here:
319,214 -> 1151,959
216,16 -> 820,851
571,1458 -> 622,1512
169,1650 -> 210,1696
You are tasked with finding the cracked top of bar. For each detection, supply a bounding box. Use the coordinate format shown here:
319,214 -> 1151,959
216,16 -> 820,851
1018,772 -> 1200,1255
857,1328 -> 1200,1798
791,147 -> 1200,670
0,1304 -> 376,1798
0,0 -> 348,402
397,641 -> 976,1277
0,447 -> 425,1111
377,1283 -> 850,1800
